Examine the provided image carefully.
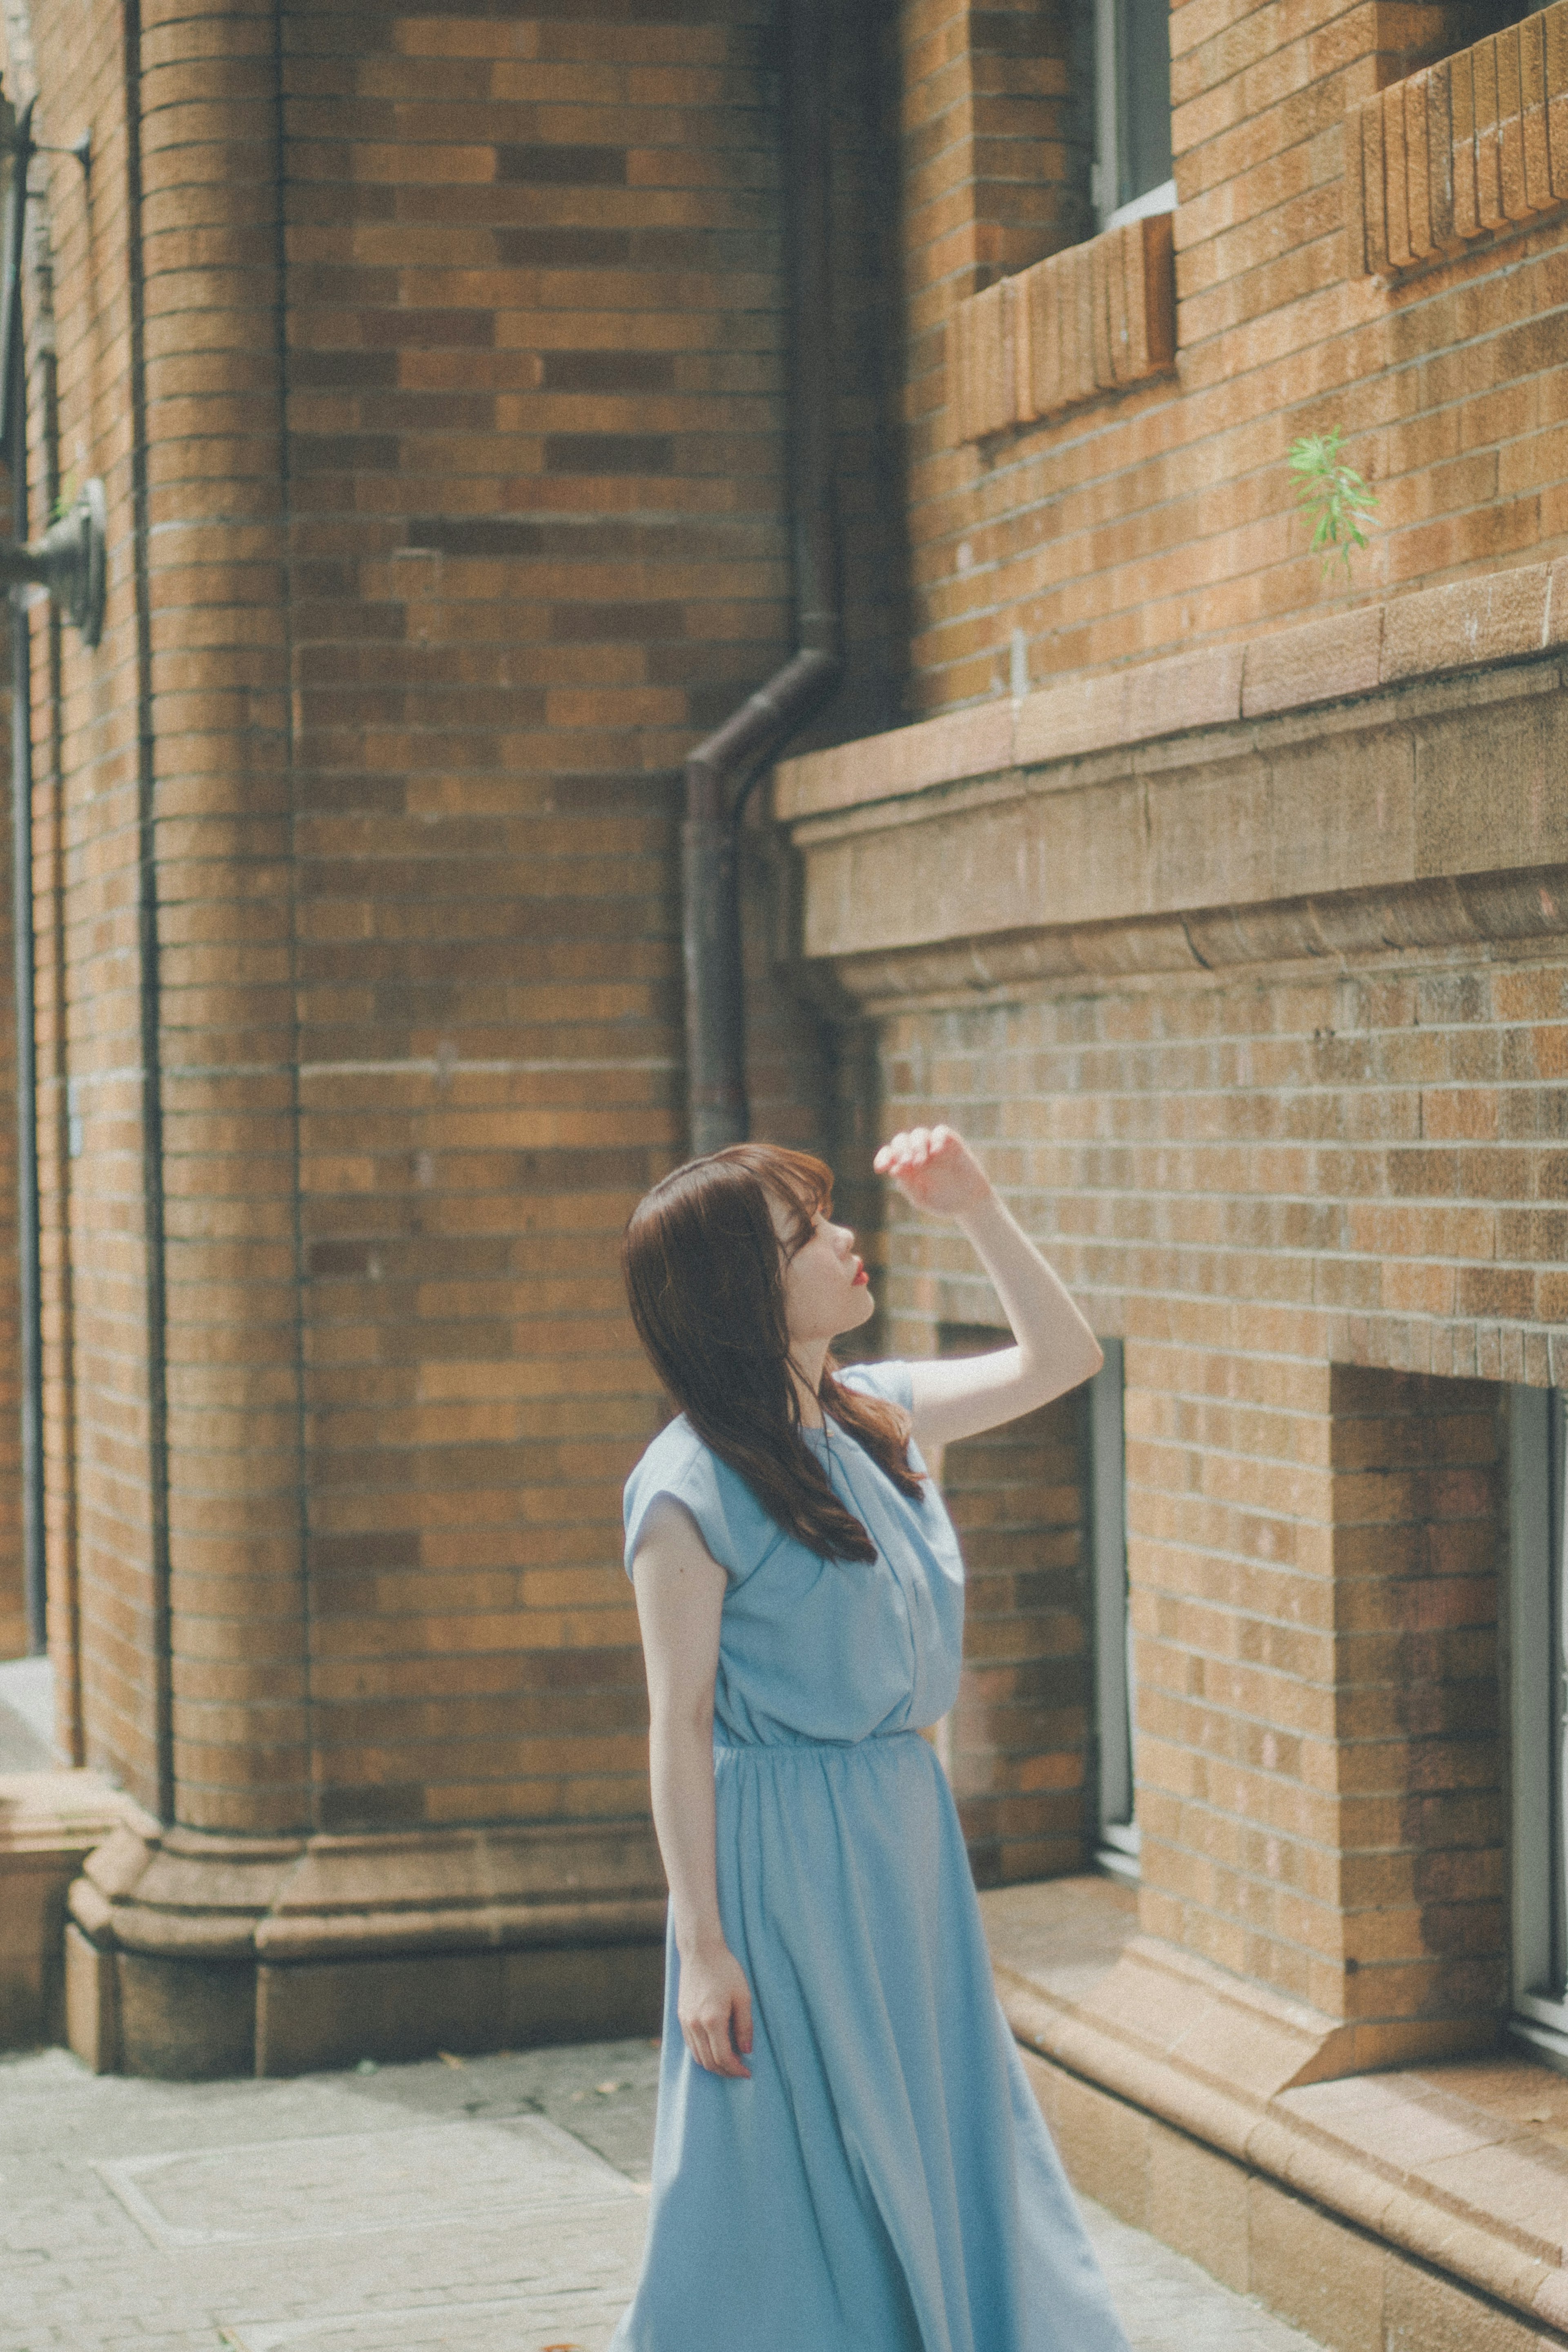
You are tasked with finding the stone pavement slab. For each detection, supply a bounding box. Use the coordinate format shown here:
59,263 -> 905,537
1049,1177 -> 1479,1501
0,2039 -> 1326,2351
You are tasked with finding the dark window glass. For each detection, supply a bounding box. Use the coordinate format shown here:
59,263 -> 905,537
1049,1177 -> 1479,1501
1119,0 -> 1173,210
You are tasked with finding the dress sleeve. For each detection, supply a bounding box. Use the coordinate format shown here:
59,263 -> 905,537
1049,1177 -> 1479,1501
835,1358 -> 913,1413
623,1433 -> 771,1586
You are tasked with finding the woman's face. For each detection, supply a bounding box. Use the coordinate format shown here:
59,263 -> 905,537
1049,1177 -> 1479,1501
770,1199 -> 875,1345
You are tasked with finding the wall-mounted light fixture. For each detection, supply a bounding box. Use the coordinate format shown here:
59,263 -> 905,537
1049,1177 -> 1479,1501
0,475 -> 104,645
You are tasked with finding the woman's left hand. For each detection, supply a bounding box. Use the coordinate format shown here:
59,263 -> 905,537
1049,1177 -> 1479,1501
873,1125 -> 992,1219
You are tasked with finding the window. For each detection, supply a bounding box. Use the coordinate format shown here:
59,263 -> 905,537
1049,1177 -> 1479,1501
1510,1385 -> 1568,2063
1090,1340 -> 1139,1880
1092,0 -> 1175,231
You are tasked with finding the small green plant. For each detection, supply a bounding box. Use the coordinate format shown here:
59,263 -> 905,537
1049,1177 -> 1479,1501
50,465 -> 78,525
1288,425 -> 1377,580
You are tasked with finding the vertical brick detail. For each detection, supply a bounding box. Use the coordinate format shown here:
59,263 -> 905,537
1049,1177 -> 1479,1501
1346,1 -> 1568,275
940,1368 -> 1091,1885
903,2 -> 1085,499
949,212 -> 1176,443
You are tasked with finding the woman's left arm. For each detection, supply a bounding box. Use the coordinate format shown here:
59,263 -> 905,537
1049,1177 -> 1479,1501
873,1125 -> 1103,1450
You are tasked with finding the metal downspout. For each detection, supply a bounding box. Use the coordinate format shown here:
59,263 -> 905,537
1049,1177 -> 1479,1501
11,338 -> 41,1657
681,0 -> 842,1157
122,0 -> 175,1822
5,101 -> 44,1654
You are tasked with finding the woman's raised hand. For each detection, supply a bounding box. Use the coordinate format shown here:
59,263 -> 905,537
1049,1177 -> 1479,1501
873,1125 -> 992,1219
677,1937 -> 754,2079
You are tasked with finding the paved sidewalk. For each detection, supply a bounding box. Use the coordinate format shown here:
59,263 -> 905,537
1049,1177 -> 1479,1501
0,2038 -> 1325,2352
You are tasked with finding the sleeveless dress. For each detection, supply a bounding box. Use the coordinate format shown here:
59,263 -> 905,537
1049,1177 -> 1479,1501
609,1361 -> 1131,2352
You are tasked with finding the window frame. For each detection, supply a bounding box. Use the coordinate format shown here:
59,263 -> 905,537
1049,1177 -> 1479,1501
1090,1338 -> 1139,1881
1091,0 -> 1176,231
1509,1384 -> 1568,2065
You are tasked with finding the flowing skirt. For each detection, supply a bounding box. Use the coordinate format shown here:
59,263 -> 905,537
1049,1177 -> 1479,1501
609,1729 -> 1131,2352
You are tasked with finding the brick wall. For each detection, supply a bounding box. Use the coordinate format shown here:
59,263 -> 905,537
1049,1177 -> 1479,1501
17,0 -> 169,1784
938,1364 -> 1094,1886
901,0 -> 1089,485
1131,1358 -> 1506,2042
871,954 -> 1560,2044
278,0 -> 863,1838
12,0 -> 902,1846
900,0 -> 1568,714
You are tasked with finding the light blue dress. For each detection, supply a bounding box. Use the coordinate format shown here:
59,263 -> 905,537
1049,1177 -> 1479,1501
610,1361 -> 1131,2352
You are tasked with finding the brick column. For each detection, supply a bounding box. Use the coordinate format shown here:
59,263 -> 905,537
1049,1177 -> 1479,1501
27,0 -> 898,2075
1129,1344 -> 1504,2069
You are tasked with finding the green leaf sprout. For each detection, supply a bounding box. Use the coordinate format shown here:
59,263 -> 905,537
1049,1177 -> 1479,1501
1287,426 -> 1377,580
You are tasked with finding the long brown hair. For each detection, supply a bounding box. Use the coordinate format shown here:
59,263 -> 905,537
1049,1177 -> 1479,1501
621,1144 -> 923,1563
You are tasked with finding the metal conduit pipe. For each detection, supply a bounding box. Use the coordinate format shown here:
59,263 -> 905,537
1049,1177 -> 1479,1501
10,345 -> 41,1654
0,96 -> 98,1656
681,0 -> 842,1158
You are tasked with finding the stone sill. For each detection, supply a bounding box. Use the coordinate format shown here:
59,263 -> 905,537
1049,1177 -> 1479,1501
1347,0 -> 1568,279
775,556 -> 1568,826
983,1877 -> 1568,2339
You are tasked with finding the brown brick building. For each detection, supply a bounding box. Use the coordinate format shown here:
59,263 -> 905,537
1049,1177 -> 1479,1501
3,0 -> 1568,2340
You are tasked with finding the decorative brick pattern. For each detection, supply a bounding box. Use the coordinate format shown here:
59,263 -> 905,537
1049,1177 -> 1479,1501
1346,2 -> 1568,276
947,213 -> 1176,444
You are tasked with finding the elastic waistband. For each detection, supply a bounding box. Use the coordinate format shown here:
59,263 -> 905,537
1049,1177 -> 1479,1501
713,1726 -> 929,1758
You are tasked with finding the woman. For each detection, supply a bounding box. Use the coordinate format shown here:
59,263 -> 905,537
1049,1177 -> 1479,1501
611,1124 -> 1131,2352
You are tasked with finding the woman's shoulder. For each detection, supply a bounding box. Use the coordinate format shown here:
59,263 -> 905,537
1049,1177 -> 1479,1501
835,1357 -> 913,1411
625,1409 -> 706,1490
623,1413 -> 776,1583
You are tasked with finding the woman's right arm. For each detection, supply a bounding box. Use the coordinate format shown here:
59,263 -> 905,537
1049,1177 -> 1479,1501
631,1494 -> 753,2079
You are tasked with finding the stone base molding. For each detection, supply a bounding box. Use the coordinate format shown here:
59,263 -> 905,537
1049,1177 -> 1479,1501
65,1812 -> 668,2078
988,1881 -> 1568,2348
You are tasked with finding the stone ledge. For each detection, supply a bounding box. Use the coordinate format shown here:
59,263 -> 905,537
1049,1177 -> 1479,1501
775,555 -> 1568,824
985,1877 -> 1568,2342
776,647 -> 1568,1008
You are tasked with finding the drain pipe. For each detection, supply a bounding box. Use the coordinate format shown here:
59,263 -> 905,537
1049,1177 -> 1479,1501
0,102 -> 98,1655
682,0 -> 841,1157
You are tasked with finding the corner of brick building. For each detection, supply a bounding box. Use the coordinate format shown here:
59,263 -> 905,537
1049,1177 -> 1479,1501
0,0 -> 916,2077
